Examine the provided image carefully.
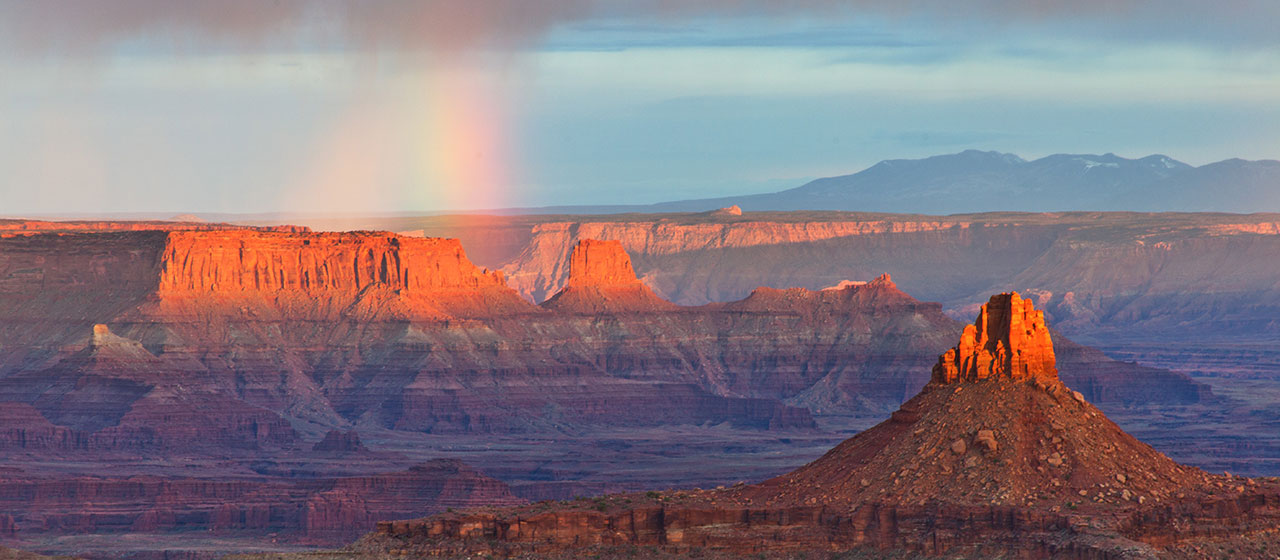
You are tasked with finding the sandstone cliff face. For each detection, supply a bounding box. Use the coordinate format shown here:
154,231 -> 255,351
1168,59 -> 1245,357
563,239 -> 637,288
932,292 -> 1057,384
0,228 -> 1206,445
157,231 -> 507,295
541,239 -> 677,313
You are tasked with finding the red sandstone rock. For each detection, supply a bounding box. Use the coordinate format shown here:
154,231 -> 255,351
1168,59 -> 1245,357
932,292 -> 1057,384
540,239 -> 677,313
157,231 -> 508,295
501,218 -> 969,305
563,239 -> 638,288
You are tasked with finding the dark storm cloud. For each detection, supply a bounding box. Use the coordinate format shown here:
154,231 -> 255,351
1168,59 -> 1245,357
0,0 -> 1275,56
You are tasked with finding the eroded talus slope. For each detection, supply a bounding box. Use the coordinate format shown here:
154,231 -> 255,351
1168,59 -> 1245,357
368,294 -> 1279,560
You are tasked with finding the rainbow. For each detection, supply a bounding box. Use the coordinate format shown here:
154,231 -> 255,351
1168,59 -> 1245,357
414,70 -> 513,212
284,62 -> 518,215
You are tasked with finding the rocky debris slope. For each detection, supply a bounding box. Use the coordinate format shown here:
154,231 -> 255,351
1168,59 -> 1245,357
365,294 -> 1280,559
741,294 -> 1204,510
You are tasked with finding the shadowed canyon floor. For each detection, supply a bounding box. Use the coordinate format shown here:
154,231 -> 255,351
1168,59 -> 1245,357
0,219 -> 1275,557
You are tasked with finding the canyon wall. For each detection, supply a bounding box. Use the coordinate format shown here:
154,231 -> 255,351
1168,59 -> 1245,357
157,231 -> 508,295
466,212 -> 1280,346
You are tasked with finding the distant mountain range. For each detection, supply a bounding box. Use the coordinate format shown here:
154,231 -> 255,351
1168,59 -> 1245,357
15,150 -> 1275,221
505,150 -> 1280,215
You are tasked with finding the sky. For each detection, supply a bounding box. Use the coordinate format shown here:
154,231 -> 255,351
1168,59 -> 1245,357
2,1 -> 1279,215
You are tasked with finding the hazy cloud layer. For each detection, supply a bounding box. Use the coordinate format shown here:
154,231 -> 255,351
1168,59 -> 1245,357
2,1 -> 1277,215
2,0 -> 1277,56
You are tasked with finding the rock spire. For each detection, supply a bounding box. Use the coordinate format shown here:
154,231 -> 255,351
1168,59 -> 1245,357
931,291 -> 1058,384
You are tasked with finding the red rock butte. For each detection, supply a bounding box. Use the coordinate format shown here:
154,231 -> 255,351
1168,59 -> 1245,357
541,239 -> 677,313
932,291 -> 1058,384
157,230 -> 508,294
563,239 -> 641,288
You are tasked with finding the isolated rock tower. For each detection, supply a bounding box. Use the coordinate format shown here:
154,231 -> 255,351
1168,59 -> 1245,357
932,292 -> 1058,384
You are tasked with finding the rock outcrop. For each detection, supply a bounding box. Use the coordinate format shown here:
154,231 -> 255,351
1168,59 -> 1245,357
156,231 -> 508,295
540,239 -> 677,313
932,292 -> 1057,384
365,295 -> 1280,559
564,239 -> 638,288
501,217 -> 969,305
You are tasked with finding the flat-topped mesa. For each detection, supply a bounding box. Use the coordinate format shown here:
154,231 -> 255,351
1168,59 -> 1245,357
932,291 -> 1058,384
563,239 -> 640,288
156,231 -> 508,294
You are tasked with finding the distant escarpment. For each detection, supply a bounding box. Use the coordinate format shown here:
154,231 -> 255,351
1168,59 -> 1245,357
471,211 -> 1280,346
364,295 -> 1280,560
